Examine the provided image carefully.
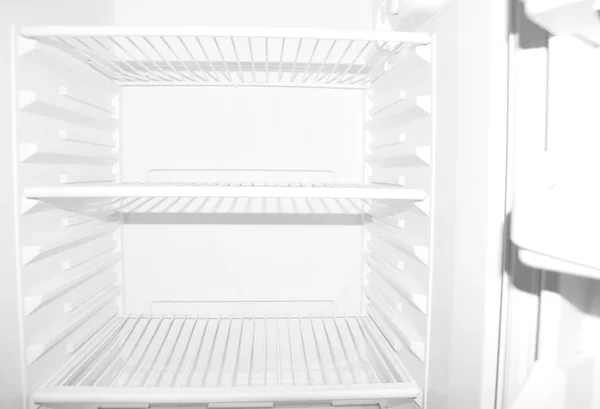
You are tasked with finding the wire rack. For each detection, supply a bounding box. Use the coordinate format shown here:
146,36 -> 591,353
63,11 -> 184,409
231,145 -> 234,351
25,182 -> 426,218
22,26 -> 431,88
33,315 -> 419,407
25,182 -> 426,200
52,196 -> 369,216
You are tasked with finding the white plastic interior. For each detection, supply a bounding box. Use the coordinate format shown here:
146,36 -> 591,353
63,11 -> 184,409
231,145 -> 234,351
13,2 -> 433,409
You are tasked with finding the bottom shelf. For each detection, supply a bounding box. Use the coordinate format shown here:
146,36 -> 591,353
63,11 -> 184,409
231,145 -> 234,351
34,315 -> 419,408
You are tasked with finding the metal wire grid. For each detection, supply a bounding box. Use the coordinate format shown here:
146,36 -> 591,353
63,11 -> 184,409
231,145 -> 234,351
29,182 -> 424,216
112,195 -> 366,215
28,32 -> 424,87
27,181 -> 423,209
41,196 -> 368,216
101,181 -> 406,188
58,315 -> 407,389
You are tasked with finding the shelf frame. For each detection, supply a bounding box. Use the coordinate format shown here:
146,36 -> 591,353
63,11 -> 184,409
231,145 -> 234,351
21,26 -> 431,89
25,182 -> 428,201
21,26 -> 431,43
33,314 -> 420,408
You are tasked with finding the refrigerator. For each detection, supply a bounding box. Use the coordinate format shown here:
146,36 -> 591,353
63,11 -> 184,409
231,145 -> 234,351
1,1 -> 598,408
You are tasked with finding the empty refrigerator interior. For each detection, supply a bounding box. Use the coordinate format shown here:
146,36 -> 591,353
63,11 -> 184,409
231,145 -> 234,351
12,6 -> 434,409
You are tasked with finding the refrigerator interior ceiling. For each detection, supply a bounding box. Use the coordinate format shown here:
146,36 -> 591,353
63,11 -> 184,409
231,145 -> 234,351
21,26 -> 431,88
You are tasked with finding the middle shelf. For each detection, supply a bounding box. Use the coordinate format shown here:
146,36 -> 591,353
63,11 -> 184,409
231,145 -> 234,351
24,182 -> 427,216
25,181 -> 425,200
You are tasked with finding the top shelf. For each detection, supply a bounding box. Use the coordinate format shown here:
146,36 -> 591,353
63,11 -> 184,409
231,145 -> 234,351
21,26 -> 431,89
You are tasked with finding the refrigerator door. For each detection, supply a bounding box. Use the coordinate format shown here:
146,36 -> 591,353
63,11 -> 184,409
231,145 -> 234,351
500,4 -> 600,409
511,34 -> 600,280
512,152 -> 600,279
522,0 -> 600,46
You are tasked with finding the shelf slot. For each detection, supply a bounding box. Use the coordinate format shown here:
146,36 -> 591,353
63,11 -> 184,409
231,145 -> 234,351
368,197 -> 430,218
61,214 -> 96,228
368,174 -> 405,186
19,91 -> 118,131
365,253 -> 427,315
64,317 -> 138,386
27,294 -> 117,364
414,197 -> 430,217
364,286 -> 401,317
22,222 -> 117,265
64,275 -> 120,313
66,311 -> 119,354
20,143 -> 118,165
367,212 -> 404,228
366,96 -> 431,131
19,36 -> 121,91
57,85 -> 115,114
60,173 -> 116,184
65,286 -> 121,316
354,317 -> 404,382
62,238 -> 118,271
19,36 -> 63,65
366,222 -> 429,266
59,130 -> 116,148
370,218 -> 427,247
369,133 -> 406,150
366,237 -> 405,271
367,305 -> 425,362
364,273 -> 403,312
367,145 -> 431,167
373,212 -> 429,245
24,253 -> 120,315
369,45 -> 431,108
21,198 -> 51,215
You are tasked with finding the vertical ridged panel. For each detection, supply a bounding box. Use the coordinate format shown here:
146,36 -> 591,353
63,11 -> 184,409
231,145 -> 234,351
16,37 -> 121,393
364,43 -> 432,402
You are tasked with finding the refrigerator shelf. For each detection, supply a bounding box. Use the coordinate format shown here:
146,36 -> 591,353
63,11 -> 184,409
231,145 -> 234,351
25,182 -> 427,201
33,315 -> 419,407
21,26 -> 430,88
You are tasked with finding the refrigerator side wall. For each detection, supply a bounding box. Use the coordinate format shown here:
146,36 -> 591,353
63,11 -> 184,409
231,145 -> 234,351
0,2 -> 114,407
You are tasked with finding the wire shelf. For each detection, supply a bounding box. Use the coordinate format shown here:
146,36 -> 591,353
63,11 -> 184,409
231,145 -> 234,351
22,26 -> 431,88
25,182 -> 425,218
33,315 -> 419,407
25,182 -> 426,201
